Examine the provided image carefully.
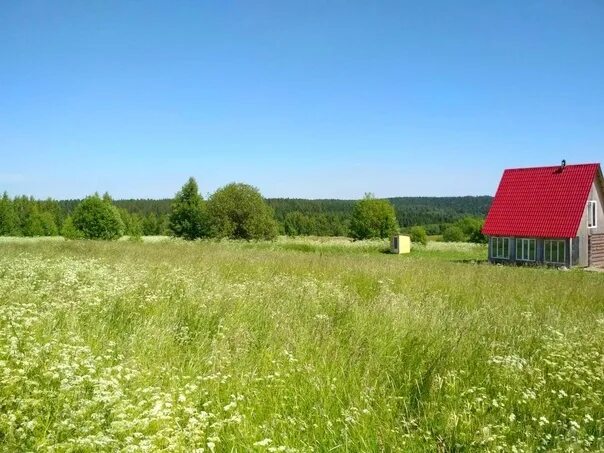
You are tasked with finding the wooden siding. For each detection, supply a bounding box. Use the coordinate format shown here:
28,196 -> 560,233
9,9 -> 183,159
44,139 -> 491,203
589,234 -> 604,268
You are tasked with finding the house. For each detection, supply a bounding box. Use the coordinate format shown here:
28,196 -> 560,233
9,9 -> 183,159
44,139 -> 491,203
482,161 -> 604,268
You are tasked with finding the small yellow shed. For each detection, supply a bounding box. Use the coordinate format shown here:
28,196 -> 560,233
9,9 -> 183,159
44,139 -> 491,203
390,235 -> 411,254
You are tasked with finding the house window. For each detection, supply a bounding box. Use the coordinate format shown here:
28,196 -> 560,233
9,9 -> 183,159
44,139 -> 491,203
492,237 -> 510,259
544,240 -> 566,264
516,238 -> 536,261
588,201 -> 597,228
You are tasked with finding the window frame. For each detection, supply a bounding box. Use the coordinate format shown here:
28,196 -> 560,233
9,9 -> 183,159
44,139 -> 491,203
587,200 -> 597,229
516,238 -> 536,262
544,239 -> 566,265
491,237 -> 510,259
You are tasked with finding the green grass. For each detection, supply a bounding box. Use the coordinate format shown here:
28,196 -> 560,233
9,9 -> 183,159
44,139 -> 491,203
0,237 -> 603,451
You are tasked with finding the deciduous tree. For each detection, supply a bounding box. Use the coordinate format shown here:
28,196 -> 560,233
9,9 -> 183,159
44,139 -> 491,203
207,183 -> 278,240
71,194 -> 125,240
349,193 -> 398,240
442,225 -> 465,242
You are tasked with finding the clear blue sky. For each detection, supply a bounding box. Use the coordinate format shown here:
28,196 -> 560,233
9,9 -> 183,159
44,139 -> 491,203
1,1 -> 603,200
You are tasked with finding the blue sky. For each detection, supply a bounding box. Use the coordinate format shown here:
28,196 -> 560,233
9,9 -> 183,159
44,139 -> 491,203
1,1 -> 603,199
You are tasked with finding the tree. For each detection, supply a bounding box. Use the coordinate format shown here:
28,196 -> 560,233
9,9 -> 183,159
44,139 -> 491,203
118,208 -> 143,238
0,192 -> 19,236
207,183 -> 278,240
284,211 -> 309,236
455,216 -> 487,243
408,226 -> 428,245
38,211 -> 59,236
169,177 -> 209,240
61,215 -> 84,239
349,193 -> 398,240
442,225 -> 465,242
71,194 -> 125,240
469,227 -> 487,244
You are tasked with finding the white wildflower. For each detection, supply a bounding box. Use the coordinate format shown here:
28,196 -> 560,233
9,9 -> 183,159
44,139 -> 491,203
254,438 -> 272,447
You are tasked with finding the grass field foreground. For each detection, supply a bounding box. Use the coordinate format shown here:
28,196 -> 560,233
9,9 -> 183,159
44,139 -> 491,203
1,237 -> 603,451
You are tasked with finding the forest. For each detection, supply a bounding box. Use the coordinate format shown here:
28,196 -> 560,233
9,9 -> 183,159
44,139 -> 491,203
0,191 -> 491,238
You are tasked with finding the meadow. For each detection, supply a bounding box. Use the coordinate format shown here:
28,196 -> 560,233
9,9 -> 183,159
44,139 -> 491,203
0,237 -> 603,452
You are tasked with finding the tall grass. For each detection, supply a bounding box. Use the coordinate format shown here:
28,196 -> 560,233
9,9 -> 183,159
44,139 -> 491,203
0,238 -> 603,451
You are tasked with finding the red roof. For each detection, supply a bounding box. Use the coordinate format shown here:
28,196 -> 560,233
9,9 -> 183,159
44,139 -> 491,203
482,163 -> 601,238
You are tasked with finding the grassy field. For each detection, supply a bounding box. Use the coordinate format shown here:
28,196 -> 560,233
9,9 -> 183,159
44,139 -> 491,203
1,237 -> 603,452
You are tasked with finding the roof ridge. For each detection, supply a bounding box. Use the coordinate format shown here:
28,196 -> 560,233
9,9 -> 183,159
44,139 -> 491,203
503,163 -> 599,172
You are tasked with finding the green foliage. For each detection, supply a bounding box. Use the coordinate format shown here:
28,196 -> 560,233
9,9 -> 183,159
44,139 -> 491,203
350,194 -> 398,240
283,211 -> 348,237
71,194 -> 125,240
51,196 -> 491,239
409,225 -> 428,245
0,194 -> 60,237
38,211 -> 59,236
207,183 -> 278,240
118,208 -> 143,238
61,216 -> 84,239
460,217 -> 487,244
169,177 -> 209,240
423,224 -> 442,235
438,217 -> 488,243
0,192 -> 19,235
442,225 -> 465,242
469,228 -> 487,244
22,208 -> 46,236
1,191 -> 490,240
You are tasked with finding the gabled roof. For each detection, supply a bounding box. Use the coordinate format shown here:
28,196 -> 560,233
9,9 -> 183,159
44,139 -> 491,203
482,163 -> 601,238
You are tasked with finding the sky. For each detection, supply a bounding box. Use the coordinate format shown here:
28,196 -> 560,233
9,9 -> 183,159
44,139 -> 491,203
1,0 -> 603,200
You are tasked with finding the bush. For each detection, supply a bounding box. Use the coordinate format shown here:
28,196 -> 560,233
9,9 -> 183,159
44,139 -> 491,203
207,183 -> 278,240
454,217 -> 483,241
442,225 -> 465,242
169,177 -> 209,240
350,194 -> 398,240
424,224 -> 441,235
61,216 -> 84,239
71,194 -> 125,240
408,226 -> 428,245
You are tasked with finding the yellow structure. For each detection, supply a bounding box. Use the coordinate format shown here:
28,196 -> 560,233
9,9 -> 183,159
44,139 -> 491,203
390,235 -> 411,254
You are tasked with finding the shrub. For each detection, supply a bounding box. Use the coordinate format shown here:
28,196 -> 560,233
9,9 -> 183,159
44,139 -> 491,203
71,194 -> 125,240
61,216 -> 84,239
454,216 -> 486,243
207,183 -> 278,240
442,225 -> 465,242
350,194 -> 398,240
408,226 -> 428,245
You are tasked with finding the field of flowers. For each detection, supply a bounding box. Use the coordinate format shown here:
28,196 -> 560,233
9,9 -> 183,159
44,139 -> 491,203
1,237 -> 603,451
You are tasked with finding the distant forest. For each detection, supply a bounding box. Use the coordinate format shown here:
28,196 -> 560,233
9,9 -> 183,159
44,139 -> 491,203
0,194 -> 492,238
58,196 -> 492,237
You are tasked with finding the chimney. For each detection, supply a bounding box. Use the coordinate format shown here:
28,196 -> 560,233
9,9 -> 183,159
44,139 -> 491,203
560,159 -> 566,171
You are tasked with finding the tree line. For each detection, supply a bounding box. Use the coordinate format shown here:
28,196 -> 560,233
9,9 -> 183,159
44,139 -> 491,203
0,179 -> 490,241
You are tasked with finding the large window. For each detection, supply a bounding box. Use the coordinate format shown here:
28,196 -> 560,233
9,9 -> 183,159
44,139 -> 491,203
588,201 -> 597,228
544,240 -> 566,264
492,237 -> 510,259
516,238 -> 536,261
